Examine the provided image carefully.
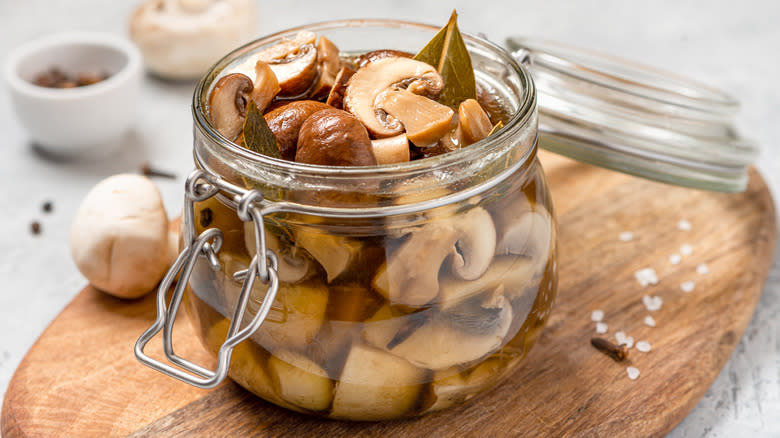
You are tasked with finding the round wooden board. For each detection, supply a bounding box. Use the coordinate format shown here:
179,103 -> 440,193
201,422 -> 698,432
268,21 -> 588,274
3,152 -> 777,437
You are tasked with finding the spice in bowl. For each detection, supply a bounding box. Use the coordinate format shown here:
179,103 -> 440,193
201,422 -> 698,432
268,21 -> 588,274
32,67 -> 109,89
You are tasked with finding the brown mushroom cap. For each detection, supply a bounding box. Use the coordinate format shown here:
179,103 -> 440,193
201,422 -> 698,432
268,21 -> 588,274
295,109 -> 377,166
264,100 -> 331,160
356,49 -> 414,69
255,31 -> 319,96
343,57 -> 444,138
208,73 -> 253,141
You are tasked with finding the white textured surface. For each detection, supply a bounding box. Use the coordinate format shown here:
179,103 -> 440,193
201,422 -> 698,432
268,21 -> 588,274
0,1 -> 778,436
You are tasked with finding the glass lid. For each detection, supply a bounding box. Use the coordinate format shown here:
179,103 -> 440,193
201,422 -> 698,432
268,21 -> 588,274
505,37 -> 758,192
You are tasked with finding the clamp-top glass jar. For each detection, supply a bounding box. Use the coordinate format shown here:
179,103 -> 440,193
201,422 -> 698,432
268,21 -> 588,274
136,20 -> 555,421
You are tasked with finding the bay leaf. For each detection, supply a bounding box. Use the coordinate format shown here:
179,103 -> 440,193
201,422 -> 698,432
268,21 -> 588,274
487,121 -> 504,137
242,101 -> 282,159
414,10 -> 477,108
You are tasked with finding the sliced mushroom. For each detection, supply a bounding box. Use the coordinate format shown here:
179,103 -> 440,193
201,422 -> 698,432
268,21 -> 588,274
426,356 -> 507,413
494,206 -> 554,261
438,256 -> 539,309
356,49 -> 414,69
250,60 -> 281,112
343,57 -> 444,138
457,98 -> 493,145
362,298 -> 513,370
247,282 -> 329,354
376,89 -> 454,147
371,134 -> 410,165
204,319 -> 287,408
295,108 -> 377,166
294,225 -> 362,283
208,73 -> 253,141
255,31 -> 318,96
325,65 -> 356,110
310,36 -> 341,99
268,350 -> 333,411
373,207 -> 496,307
243,222 -> 312,283
331,344 -> 425,420
263,100 -> 331,160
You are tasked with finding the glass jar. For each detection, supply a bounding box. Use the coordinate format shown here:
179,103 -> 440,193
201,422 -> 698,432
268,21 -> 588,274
137,20 -> 555,421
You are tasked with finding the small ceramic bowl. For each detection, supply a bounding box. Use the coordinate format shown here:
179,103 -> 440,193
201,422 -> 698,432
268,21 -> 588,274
5,32 -> 143,156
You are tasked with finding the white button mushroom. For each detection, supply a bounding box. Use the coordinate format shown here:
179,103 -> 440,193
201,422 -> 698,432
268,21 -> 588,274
70,174 -> 170,299
129,0 -> 256,80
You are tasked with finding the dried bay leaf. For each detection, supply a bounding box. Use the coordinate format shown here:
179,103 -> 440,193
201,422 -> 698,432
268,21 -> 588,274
242,101 -> 282,159
414,10 -> 477,108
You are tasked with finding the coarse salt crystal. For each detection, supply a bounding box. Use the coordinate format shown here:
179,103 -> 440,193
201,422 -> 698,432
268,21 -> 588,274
697,263 -> 709,275
614,331 -> 634,348
677,220 -> 692,231
636,341 -> 652,353
669,254 -> 681,265
680,281 -> 695,293
595,322 -> 608,334
680,244 -> 693,256
619,231 -> 634,242
644,315 -> 656,327
635,268 -> 658,287
642,295 -> 663,312
626,366 -> 640,380
591,310 -> 604,322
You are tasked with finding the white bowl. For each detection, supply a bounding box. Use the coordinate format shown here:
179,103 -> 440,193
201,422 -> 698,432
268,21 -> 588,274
5,32 -> 143,156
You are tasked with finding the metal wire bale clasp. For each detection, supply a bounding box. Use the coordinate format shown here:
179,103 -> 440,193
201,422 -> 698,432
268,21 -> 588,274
134,169 -> 280,389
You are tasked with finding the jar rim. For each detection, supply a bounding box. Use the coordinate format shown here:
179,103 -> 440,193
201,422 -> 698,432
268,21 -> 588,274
191,19 -> 536,179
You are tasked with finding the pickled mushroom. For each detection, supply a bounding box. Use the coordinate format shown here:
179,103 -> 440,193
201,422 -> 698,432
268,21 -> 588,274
343,57 -> 444,138
294,227 -> 362,283
331,344 -> 425,420
362,298 -> 513,370
208,73 -> 254,141
255,31 -> 319,96
268,350 -> 333,411
243,222 -> 312,283
374,207 -> 495,306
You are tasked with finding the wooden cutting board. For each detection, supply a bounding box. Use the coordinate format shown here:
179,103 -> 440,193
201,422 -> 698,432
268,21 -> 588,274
3,152 -> 776,438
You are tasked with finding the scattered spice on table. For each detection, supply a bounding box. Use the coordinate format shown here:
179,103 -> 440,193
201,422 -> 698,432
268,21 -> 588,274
42,200 -> 53,213
595,322 -> 608,334
626,366 -> 640,380
697,263 -> 709,275
644,315 -> 656,327
677,219 -> 691,231
591,309 -> 604,322
619,231 -> 634,242
30,221 -> 41,235
680,281 -> 695,293
669,253 -> 681,265
591,337 -> 628,362
140,162 -> 177,179
680,244 -> 693,256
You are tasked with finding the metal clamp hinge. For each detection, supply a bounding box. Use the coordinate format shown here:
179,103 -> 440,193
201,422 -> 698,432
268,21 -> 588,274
134,169 -> 280,389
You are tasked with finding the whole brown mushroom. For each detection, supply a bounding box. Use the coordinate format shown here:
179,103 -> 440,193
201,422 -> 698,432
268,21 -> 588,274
295,109 -> 377,166
264,100 -> 331,160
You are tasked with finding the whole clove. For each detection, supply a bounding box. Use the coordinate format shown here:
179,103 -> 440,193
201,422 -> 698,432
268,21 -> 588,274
199,208 -> 213,228
591,337 -> 629,362
140,162 -> 177,179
